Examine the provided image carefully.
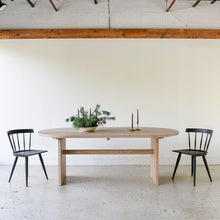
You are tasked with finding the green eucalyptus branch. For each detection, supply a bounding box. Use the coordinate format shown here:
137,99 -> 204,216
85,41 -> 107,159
66,104 -> 115,128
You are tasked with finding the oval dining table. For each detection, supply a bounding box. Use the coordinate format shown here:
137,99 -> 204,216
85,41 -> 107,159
38,127 -> 179,186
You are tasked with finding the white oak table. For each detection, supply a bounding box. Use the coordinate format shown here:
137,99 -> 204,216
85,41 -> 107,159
38,127 -> 178,186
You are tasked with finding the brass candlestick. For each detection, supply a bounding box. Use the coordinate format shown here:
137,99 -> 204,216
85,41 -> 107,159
136,109 -> 141,131
136,123 -> 140,131
130,113 -> 135,131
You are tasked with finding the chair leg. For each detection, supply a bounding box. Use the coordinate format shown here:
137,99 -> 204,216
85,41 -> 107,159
192,0 -> 201,7
25,157 -> 28,187
26,0 -> 35,8
39,154 -> 48,180
9,157 -> 18,183
202,155 -> 212,182
166,0 -> 177,12
49,0 -> 58,11
172,153 -> 182,180
191,156 -> 193,176
192,156 -> 196,186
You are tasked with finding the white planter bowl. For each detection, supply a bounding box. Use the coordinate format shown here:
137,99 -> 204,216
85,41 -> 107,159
79,127 -> 97,132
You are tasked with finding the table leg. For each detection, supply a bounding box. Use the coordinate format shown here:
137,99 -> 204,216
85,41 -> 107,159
151,138 -> 159,185
58,138 -> 66,186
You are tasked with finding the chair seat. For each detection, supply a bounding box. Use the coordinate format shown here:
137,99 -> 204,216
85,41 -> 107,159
14,150 -> 47,157
173,149 -> 207,156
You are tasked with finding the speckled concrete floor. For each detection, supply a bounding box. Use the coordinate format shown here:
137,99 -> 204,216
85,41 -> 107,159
1,0 -> 220,29
0,165 -> 220,220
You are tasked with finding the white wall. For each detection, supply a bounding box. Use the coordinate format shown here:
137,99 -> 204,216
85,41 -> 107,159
0,39 -> 220,166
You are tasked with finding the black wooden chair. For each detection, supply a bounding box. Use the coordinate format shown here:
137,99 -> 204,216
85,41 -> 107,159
172,128 -> 213,186
7,129 -> 48,187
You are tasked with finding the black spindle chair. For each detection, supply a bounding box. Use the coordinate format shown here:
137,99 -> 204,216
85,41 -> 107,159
7,129 -> 48,187
172,128 -> 213,186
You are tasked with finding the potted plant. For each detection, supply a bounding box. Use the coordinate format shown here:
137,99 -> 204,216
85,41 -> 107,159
65,104 -> 115,132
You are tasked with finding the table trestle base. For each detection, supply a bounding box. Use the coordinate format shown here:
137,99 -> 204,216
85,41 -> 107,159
58,139 -> 159,186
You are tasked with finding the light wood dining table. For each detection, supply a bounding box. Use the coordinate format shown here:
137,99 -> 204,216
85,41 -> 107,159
38,127 -> 178,186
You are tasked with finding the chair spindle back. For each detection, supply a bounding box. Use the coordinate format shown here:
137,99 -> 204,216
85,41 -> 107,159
7,129 -> 34,153
186,128 -> 213,152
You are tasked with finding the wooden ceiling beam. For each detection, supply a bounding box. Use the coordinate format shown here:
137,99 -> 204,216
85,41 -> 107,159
1,29 -> 220,39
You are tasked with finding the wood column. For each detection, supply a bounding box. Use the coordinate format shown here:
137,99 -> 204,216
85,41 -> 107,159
151,138 -> 159,185
58,138 -> 66,186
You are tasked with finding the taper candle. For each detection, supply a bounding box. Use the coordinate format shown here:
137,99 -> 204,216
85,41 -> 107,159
82,108 -> 85,126
131,113 -> 134,129
137,109 -> 139,124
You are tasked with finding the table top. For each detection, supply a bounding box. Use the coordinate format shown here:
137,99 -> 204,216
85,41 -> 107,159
38,127 -> 179,139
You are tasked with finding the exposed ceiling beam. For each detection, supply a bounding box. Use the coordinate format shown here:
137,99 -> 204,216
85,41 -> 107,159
0,29 -> 220,39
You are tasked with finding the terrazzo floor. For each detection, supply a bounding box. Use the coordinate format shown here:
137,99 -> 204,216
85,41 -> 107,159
1,0 -> 220,29
0,165 -> 220,220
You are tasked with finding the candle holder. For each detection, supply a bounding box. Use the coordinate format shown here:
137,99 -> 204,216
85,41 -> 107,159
136,123 -> 141,131
136,109 -> 141,131
130,112 -> 135,131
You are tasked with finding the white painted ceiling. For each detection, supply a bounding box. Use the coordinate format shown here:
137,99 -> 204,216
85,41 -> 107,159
0,0 -> 220,29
